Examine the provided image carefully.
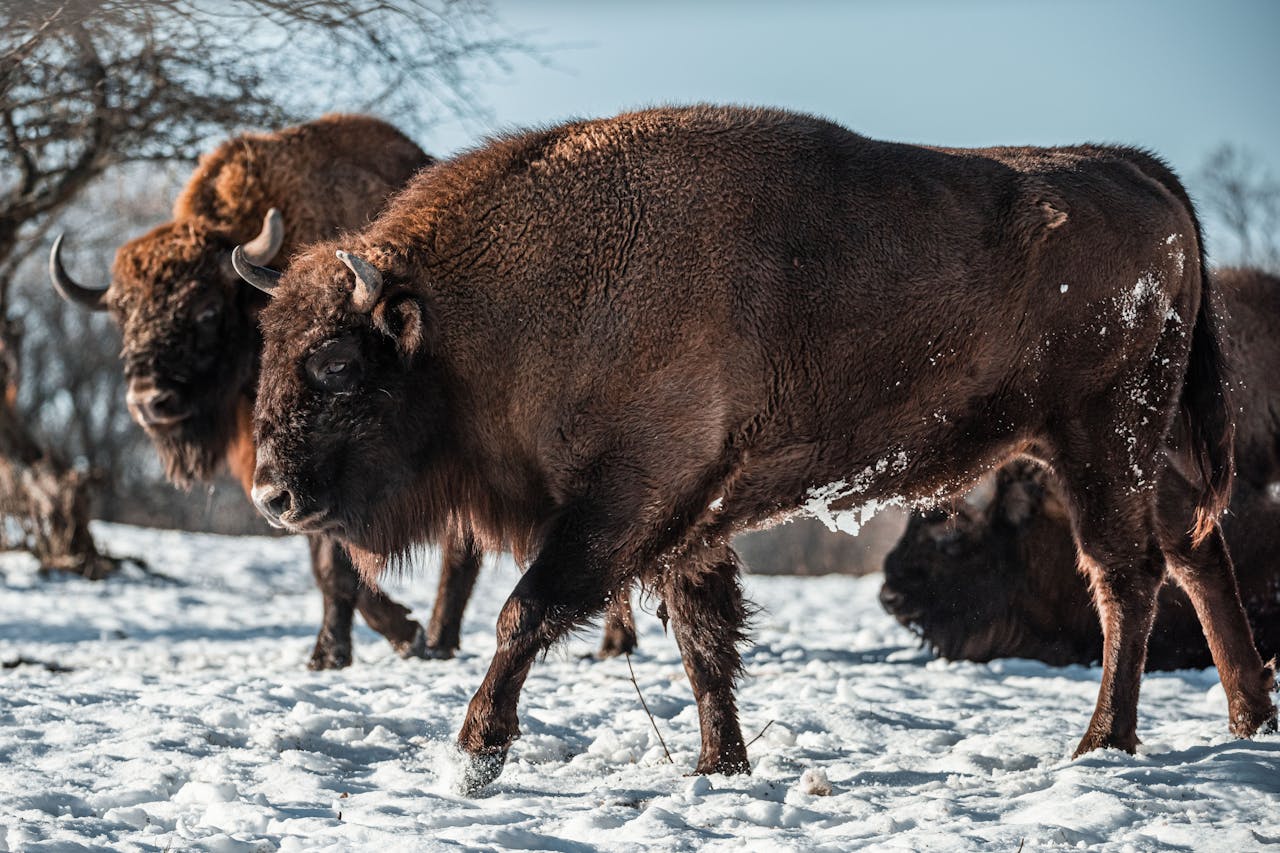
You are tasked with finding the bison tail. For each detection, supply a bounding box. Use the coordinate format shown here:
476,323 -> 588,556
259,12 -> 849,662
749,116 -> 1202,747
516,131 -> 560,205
1182,261 -> 1235,547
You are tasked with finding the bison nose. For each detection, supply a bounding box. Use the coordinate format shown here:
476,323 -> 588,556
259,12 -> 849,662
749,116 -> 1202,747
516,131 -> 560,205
878,585 -> 905,611
251,482 -> 294,527
126,379 -> 189,428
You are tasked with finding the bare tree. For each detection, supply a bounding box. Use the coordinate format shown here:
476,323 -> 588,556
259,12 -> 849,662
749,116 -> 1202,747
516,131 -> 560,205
1198,144 -> 1280,274
0,0 -> 522,575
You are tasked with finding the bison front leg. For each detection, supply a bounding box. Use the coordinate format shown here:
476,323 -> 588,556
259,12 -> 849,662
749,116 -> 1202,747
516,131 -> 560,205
596,592 -> 638,659
454,502 -> 622,794
340,540 -> 429,661
423,526 -> 484,659
306,535 -> 357,670
661,543 -> 750,775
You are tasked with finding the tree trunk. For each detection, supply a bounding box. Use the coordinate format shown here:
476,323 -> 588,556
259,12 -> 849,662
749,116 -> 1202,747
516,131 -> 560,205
0,312 -> 114,579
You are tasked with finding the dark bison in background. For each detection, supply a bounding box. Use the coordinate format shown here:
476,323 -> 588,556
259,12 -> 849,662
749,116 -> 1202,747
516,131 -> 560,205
882,267 -> 1280,671
234,105 -> 1275,792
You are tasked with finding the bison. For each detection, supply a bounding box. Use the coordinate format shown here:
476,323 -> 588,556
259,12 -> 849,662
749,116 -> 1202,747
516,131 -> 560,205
49,114 -> 640,667
881,267 -> 1280,671
233,105 -> 1276,792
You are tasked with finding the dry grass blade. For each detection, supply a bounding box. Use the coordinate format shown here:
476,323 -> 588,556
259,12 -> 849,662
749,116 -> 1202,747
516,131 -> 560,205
625,652 -> 673,764
745,719 -> 775,748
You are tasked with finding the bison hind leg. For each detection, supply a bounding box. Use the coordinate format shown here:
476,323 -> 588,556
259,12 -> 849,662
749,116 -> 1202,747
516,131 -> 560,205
660,542 -> 752,776
1048,442 -> 1166,756
1154,493 -> 1277,737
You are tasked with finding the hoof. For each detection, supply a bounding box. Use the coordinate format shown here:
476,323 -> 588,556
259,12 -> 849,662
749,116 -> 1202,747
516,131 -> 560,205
393,625 -> 452,660
1229,661 -> 1277,738
1073,730 -> 1138,758
422,642 -> 458,661
391,625 -> 427,655
1229,700 -> 1277,739
307,642 -> 353,671
453,746 -> 508,796
594,636 -> 638,660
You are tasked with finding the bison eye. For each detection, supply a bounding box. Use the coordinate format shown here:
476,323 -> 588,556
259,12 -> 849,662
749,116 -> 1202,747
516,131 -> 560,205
304,338 -> 363,392
195,306 -> 218,325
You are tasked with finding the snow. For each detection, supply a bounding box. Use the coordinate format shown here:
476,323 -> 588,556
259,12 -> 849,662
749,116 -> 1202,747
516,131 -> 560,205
2,523 -> 1277,851
804,453 -> 909,536
1117,270 -> 1168,330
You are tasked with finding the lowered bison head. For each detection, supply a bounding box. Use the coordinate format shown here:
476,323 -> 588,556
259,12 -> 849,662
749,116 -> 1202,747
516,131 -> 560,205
50,210 -> 283,486
880,459 -> 1101,666
239,242 -> 444,569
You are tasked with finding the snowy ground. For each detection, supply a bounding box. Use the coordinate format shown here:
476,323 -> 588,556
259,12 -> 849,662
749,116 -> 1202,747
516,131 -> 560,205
1,524 -> 1276,852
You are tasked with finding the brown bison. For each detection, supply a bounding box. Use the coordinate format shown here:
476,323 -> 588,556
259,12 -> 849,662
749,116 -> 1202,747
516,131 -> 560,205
881,267 -> 1280,670
233,105 -> 1276,792
50,115 -> 484,667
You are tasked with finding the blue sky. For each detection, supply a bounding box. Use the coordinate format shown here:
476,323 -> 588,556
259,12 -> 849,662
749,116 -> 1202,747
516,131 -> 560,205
422,1 -> 1278,255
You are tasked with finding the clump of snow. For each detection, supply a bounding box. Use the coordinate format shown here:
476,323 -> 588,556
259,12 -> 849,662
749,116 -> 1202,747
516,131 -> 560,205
797,767 -> 832,796
1164,234 -> 1186,276
803,452 -> 909,535
1,522 -> 1275,850
1060,284 -> 1069,294
1116,269 -> 1168,329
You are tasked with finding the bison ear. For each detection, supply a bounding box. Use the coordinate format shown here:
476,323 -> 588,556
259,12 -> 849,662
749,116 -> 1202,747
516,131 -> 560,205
372,293 -> 430,360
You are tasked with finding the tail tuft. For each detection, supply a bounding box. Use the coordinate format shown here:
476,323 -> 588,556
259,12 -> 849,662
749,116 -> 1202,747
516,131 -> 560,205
1183,270 -> 1235,547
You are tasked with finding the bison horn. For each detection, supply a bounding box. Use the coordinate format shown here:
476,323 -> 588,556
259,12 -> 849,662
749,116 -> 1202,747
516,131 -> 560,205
230,245 -> 283,295
240,208 -> 285,265
48,234 -> 108,311
335,250 -> 383,312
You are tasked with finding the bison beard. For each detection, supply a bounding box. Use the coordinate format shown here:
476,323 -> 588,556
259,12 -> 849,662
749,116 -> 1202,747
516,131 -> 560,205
883,268 -> 1280,672
246,106 -> 1277,792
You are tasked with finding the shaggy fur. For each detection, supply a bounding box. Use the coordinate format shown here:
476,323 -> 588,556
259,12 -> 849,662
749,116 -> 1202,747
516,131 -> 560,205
883,268 -> 1280,670
248,106 -> 1276,788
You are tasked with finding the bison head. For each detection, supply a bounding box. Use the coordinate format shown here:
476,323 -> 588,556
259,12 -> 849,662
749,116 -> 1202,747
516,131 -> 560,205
880,460 -> 1100,666
239,241 -> 442,568
50,210 -> 284,486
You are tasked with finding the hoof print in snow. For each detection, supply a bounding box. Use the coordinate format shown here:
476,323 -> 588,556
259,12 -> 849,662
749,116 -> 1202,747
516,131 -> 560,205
453,747 -> 508,795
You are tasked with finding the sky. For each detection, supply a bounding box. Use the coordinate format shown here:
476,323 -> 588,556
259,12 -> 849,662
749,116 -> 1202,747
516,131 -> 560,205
420,0 -> 1278,257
